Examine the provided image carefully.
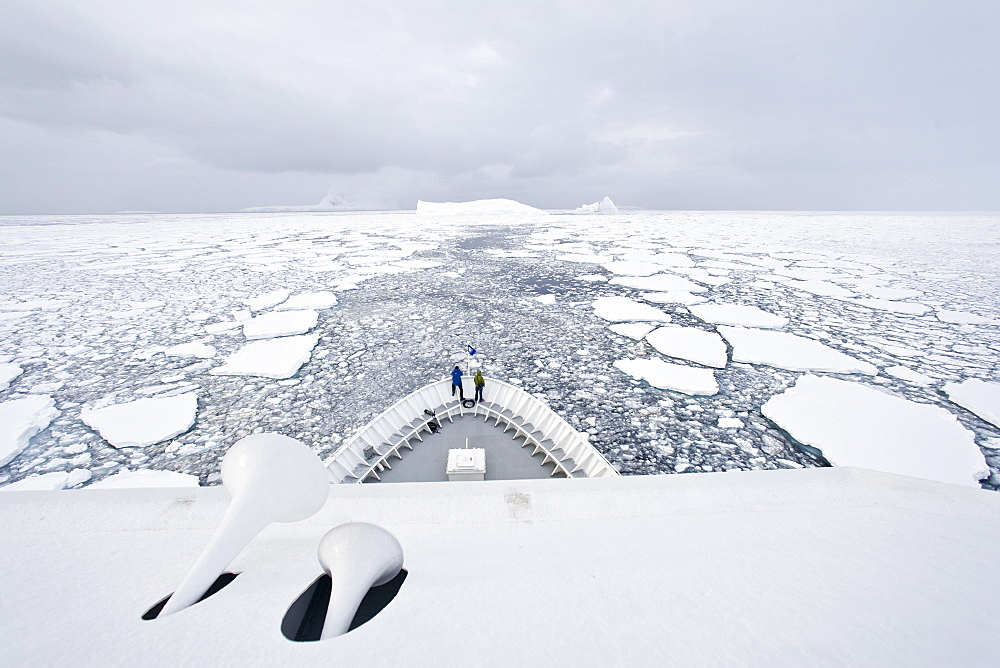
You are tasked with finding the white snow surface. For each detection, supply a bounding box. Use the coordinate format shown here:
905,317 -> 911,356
689,303 -> 789,328
0,395 -> 58,466
0,362 -> 22,390
242,309 -> 318,340
762,375 -> 988,487
719,326 -> 878,375
416,199 -> 547,215
274,291 -> 339,310
87,468 -> 200,489
646,326 -> 729,368
80,393 -> 198,448
614,358 -> 719,396
210,333 -> 319,379
592,296 -> 672,323
943,379 -> 1000,428
640,291 -> 707,305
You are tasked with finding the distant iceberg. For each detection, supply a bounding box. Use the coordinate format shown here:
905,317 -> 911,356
416,198 -> 547,215
575,196 -> 619,214
242,189 -> 399,213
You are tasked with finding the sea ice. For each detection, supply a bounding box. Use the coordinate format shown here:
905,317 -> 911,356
609,323 -> 656,340
534,295 -> 557,305
884,366 -> 933,385
80,393 -> 198,448
943,379 -> 1000,428
592,297 -> 672,323
0,395 -> 58,466
640,291 -> 707,305
0,471 -> 69,491
936,310 -> 995,325
576,274 -> 607,282
689,304 -> 789,329
718,326 -> 878,375
210,333 -> 319,379
762,375 -> 988,487
0,362 -> 22,390
782,280 -> 855,298
165,342 -> 217,358
244,290 -> 290,312
243,309 -> 318,340
602,261 -> 663,276
613,358 -> 719,396
88,468 -> 199,489
646,326 -> 728,368
851,299 -> 930,315
610,274 -> 706,293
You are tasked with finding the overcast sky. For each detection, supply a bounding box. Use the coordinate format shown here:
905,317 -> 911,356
2,0 -> 998,213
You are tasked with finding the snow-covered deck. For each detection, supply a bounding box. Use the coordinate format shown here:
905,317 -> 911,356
1,467 -> 998,664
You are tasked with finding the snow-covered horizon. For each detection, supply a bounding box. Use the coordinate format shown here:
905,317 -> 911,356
1,210 -> 998,491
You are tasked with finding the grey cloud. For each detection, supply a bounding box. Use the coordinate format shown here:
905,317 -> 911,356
1,0 -> 998,212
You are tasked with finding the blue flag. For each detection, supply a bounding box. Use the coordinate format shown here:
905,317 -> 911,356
468,345 -> 476,356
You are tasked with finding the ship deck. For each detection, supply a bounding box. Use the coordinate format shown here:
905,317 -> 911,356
365,413 -> 560,483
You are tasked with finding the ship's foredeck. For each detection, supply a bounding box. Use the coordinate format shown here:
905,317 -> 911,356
365,413 -> 559,483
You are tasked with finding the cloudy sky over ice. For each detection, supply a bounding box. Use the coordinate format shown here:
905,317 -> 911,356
2,0 -> 998,213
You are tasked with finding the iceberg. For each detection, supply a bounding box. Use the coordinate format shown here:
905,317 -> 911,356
575,196 -> 619,214
416,199 -> 547,215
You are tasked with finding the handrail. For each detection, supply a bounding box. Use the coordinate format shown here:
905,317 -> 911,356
324,376 -> 619,483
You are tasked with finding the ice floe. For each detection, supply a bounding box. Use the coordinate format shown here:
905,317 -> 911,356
0,362 -> 22,391
610,274 -> 706,293
274,291 -> 338,310
592,297 -> 672,323
645,326 -> 728,368
609,323 -> 656,340
244,290 -> 290,312
718,326 -> 878,375
943,379 -> 1000,428
165,342 -> 217,358
1,471 -> 72,491
613,358 -> 719,396
851,299 -> 931,315
80,393 -> 198,448
884,366 -> 933,385
689,304 -> 788,329
602,261 -> 663,276
762,375 -> 988,487
936,310 -> 996,325
210,333 -> 319,379
243,309 -> 318,340
534,294 -> 557,305
0,395 -> 58,466
87,468 -> 200,489
640,291 -> 706,305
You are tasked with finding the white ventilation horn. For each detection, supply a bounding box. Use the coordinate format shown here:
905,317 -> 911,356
317,522 -> 404,639
158,433 -> 329,617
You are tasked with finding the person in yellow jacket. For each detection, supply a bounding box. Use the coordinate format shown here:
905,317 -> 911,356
473,369 -> 486,403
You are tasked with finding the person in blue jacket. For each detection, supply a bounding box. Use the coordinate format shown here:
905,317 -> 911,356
451,365 -> 464,399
